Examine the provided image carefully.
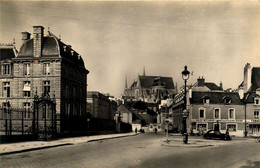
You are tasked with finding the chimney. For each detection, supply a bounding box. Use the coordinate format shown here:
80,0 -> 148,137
21,32 -> 31,44
197,76 -> 205,86
33,25 -> 44,58
243,63 -> 251,93
220,81 -> 223,90
189,88 -> 192,98
238,88 -> 244,99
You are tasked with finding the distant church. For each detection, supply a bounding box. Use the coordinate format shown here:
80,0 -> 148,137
123,68 -> 176,103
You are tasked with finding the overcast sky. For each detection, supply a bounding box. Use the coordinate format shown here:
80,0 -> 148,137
1,1 -> 260,97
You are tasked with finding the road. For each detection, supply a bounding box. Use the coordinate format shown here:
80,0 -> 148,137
1,133 -> 260,168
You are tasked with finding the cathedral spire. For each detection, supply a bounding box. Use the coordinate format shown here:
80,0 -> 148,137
125,76 -> 128,89
124,76 -> 128,96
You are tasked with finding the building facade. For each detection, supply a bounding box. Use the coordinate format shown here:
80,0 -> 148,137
239,63 -> 260,136
87,91 -> 117,120
172,77 -> 245,137
0,26 -> 89,135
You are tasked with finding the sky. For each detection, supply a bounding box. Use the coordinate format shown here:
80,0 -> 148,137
1,1 -> 260,97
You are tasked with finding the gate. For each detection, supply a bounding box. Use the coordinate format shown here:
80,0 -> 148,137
33,93 -> 57,140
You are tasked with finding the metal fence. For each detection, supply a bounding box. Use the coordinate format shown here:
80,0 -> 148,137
0,108 -> 34,136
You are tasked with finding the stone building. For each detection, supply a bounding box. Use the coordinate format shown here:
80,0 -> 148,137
171,77 -> 245,137
86,91 -> 118,133
87,91 -> 117,120
238,63 -> 260,136
0,26 -> 89,135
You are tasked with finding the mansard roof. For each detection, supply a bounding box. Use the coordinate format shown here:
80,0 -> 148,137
191,91 -> 243,105
0,44 -> 17,60
17,36 -> 85,68
204,82 -> 223,90
138,76 -> 174,89
244,91 -> 260,103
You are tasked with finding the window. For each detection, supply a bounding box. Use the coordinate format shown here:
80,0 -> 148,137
214,108 -> 220,119
43,63 -> 50,75
255,98 -> 260,105
228,108 -> 235,119
254,110 -> 259,119
227,124 -> 236,132
224,97 -> 232,104
3,64 -> 11,75
197,124 -> 207,131
23,81 -> 31,97
199,108 -> 205,119
3,82 -> 10,97
43,81 -> 50,95
23,103 -> 31,119
203,98 -> 210,104
24,63 -> 30,75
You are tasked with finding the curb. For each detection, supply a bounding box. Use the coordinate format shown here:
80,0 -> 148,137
0,143 -> 73,156
0,133 -> 139,156
161,143 -> 213,148
160,139 -> 215,148
87,133 -> 139,143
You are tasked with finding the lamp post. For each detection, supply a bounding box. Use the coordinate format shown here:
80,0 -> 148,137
182,65 -> 190,144
87,118 -> 90,137
165,117 -> 169,143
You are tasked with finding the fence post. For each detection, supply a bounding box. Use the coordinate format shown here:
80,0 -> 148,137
8,106 -> 12,136
44,103 -> 47,140
22,110 -> 24,135
5,118 -> 8,135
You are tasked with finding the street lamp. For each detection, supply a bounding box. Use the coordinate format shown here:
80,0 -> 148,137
182,65 -> 190,144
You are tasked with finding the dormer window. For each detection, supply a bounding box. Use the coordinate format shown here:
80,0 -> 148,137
202,95 -> 210,104
223,97 -> 232,104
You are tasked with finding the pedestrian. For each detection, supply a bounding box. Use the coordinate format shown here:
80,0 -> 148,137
199,125 -> 202,135
155,127 -> 157,134
135,127 -> 137,134
226,128 -> 229,136
225,128 -> 231,140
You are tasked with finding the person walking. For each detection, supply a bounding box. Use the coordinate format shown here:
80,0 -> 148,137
155,127 -> 157,134
135,127 -> 138,134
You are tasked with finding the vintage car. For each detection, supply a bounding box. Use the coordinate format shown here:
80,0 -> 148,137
203,130 -> 231,140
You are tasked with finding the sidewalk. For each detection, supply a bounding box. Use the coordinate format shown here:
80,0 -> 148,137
0,132 -> 139,155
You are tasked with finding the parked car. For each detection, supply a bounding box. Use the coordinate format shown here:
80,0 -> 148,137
203,130 -> 231,140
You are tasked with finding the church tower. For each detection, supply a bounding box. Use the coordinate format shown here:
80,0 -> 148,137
124,76 -> 128,96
